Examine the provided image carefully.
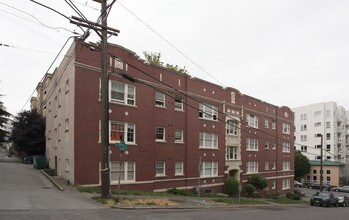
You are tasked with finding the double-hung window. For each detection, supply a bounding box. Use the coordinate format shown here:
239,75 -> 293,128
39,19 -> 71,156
155,92 -> 165,107
200,161 -> 218,177
175,161 -> 184,176
155,161 -> 165,176
199,132 -> 218,149
246,161 -> 258,174
282,123 -> 290,134
174,97 -> 183,110
272,161 -> 276,170
282,179 -> 290,190
226,120 -> 238,135
175,129 -> 183,143
110,161 -> 135,182
272,120 -> 276,129
155,127 -> 165,141
110,121 -> 135,144
265,161 -> 269,170
282,161 -> 290,171
282,141 -> 290,153
246,114 -> 258,128
301,145 -> 307,152
110,81 -> 135,105
199,103 -> 218,121
226,146 -> 238,160
265,119 -> 269,128
246,138 -> 258,151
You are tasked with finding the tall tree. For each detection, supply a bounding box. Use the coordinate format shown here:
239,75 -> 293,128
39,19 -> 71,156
0,94 -> 11,146
9,110 -> 45,156
294,150 -> 311,180
143,51 -> 188,75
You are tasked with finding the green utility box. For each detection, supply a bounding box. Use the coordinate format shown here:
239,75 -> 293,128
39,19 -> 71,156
33,156 -> 47,169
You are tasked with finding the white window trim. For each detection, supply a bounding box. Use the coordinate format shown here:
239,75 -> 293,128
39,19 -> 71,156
226,120 -> 238,135
110,161 -> 135,183
265,161 -> 269,170
199,103 -> 218,121
265,119 -> 269,128
272,161 -> 276,170
246,161 -> 258,174
155,92 -> 166,107
109,121 -> 136,144
246,138 -> 258,151
155,127 -> 166,142
226,146 -> 238,160
282,141 -> 290,153
155,161 -> 166,177
174,97 -> 184,111
246,114 -> 258,128
174,129 -> 184,143
282,178 -> 290,190
282,123 -> 290,134
282,161 -> 290,171
175,161 -> 184,176
199,132 -> 218,149
110,80 -> 136,106
200,161 -> 218,177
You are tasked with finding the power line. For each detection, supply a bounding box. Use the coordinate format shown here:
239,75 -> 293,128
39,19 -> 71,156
20,37 -> 75,111
0,13 -> 62,45
0,2 -> 78,35
0,42 -> 69,55
29,0 -> 85,33
115,1 -> 225,87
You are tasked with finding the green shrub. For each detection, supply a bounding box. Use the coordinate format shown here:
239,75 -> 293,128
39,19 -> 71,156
265,193 -> 280,199
286,192 -> 301,200
247,175 -> 268,190
167,188 -> 188,196
224,177 -> 239,197
245,183 -> 256,197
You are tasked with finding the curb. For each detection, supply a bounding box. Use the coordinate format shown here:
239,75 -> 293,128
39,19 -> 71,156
40,170 -> 64,191
111,202 -> 308,210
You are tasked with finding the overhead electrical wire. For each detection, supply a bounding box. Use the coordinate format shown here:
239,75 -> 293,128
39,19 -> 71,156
0,2 -> 78,35
0,13 -> 62,45
20,36 -> 76,111
115,0 -> 225,87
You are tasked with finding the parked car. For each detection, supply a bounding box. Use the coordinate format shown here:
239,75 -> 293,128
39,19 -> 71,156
310,192 -> 338,207
308,183 -> 321,189
333,185 -> 349,193
294,181 -> 303,187
337,196 -> 349,207
308,183 -> 331,191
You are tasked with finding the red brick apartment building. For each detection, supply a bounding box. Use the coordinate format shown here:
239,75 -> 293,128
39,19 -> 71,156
32,38 -> 294,194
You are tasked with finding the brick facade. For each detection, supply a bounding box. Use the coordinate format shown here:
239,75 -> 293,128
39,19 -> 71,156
35,39 -> 294,194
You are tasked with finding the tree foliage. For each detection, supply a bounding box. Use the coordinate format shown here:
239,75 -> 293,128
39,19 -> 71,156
224,177 -> 239,197
245,183 -> 256,197
0,94 -> 11,145
143,51 -> 188,75
247,175 -> 268,190
9,110 -> 45,155
294,150 -> 311,180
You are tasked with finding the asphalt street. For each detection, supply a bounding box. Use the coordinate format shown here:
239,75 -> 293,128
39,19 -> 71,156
1,153 -> 348,219
0,158 -> 105,211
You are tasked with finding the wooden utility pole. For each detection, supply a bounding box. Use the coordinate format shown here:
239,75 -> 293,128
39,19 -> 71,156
70,0 -> 120,199
99,0 -> 110,198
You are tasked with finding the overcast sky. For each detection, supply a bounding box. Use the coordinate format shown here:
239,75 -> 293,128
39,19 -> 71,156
1,0 -> 349,116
